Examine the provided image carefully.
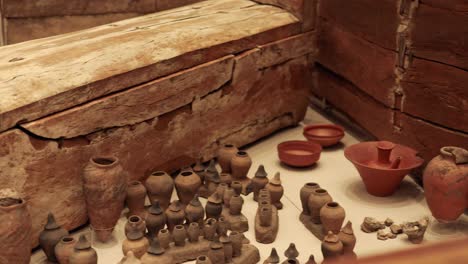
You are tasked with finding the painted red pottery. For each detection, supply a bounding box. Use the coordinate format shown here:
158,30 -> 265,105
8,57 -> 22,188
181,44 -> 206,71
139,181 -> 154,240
277,140 -> 322,167
344,141 -> 424,197
303,124 -> 345,147
423,146 -> 468,223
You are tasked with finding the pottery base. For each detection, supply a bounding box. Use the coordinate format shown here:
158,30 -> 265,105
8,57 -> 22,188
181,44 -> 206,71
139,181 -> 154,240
299,213 -> 325,240
221,208 -> 249,233
255,206 -> 279,244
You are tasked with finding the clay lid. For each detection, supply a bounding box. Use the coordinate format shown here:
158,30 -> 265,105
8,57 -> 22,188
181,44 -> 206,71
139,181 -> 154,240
147,239 -> 165,255
324,231 -> 339,243
189,194 -> 202,207
45,212 -> 60,230
284,243 -> 299,258
255,165 -> 268,178
210,234 -> 223,249
148,200 -> 163,215
341,221 -> 354,235
193,158 -> 205,172
266,248 -> 280,263
270,172 -> 281,185
219,234 -> 231,244
169,200 -> 182,212
75,234 -> 91,250
208,192 -> 222,204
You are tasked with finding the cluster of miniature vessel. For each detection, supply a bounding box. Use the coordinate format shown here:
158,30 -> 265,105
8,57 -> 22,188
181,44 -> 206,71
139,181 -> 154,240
361,216 -> 429,244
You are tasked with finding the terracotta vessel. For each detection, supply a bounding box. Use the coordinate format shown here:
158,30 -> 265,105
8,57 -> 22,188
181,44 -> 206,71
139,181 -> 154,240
125,215 -> 146,237
145,201 -> 166,238
223,187 -> 236,208
207,235 -> 225,264
251,165 -> 269,201
196,255 -> 213,264
205,160 -> 220,195
344,141 -> 424,196
267,172 -> 284,209
185,195 -> 205,226
206,192 -> 223,220
69,234 -> 98,264
126,181 -> 147,218
157,229 -> 172,249
284,243 -> 299,259
165,200 -> 185,231
231,151 -> 252,180
300,183 -> 320,215
145,171 -> 174,209
216,183 -> 228,200
277,140 -> 322,167
220,173 -> 233,186
258,189 -> 271,205
229,195 -> 244,215
321,231 -> 343,259
338,221 -> 356,253
229,231 -> 243,257
259,206 -> 272,227
218,144 -> 239,173
122,223 -> 149,259
423,146 -> 468,222
173,225 -> 187,246
204,218 -> 218,241
220,235 -> 233,262
320,202 -> 346,234
175,170 -> 202,205
0,189 -> 32,264
231,181 -> 243,195
118,251 -> 142,264
39,213 -> 69,262
264,248 -> 280,264
308,188 -> 332,224
83,156 -> 127,242
217,216 -> 228,235
303,124 -> 345,147
193,158 -> 206,183
140,239 -> 174,264
187,222 -> 201,242
55,236 -> 77,264
305,255 -> 317,264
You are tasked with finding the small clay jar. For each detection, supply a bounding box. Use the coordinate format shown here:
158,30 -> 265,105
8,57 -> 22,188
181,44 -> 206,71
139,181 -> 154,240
258,189 -> 271,205
220,173 -> 233,186
165,200 -> 185,231
204,218 -> 218,241
196,255 -> 212,264
229,231 -> 243,257
55,236 -> 77,264
259,206 -> 272,227
216,183 -> 228,200
338,221 -> 356,253
321,231 -> 344,259
300,183 -> 320,215
185,195 -> 205,226
125,215 -> 147,237
223,187 -> 236,208
231,181 -> 243,195
122,225 -> 150,259
220,235 -> 233,263
267,172 -> 284,209
118,251 -> 141,264
157,229 -> 172,249
145,171 -> 174,210
308,188 -> 332,224
284,243 -> 299,260
126,181 -> 147,218
39,213 -> 69,263
217,217 -> 228,236
206,192 -> 223,220
218,144 -> 239,173
305,255 -> 317,264
187,222 -> 201,242
69,234 -> 98,264
251,165 -> 269,201
175,170 -> 202,206
140,239 -> 174,264
231,151 -> 252,180
145,201 -> 166,238
173,225 -> 187,247
193,159 -> 206,184
320,202 -> 346,234
207,235 -> 225,264
229,195 -> 244,215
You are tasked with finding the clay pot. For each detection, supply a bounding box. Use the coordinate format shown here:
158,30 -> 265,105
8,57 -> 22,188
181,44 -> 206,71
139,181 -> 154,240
187,222 -> 201,242
122,224 -> 149,259
39,212 -> 69,262
193,159 -> 206,183
196,255 -> 212,264
55,236 -> 77,264
300,183 -> 320,215
145,171 -> 174,209
175,170 -> 202,206
251,165 -> 269,201
320,202 -> 346,234
223,187 -> 236,208
338,221 -> 356,253
206,192 -> 223,220
305,255 -> 317,264
0,189 -> 32,264
207,235 -> 225,264
216,183 -> 228,200
219,173 -> 233,186
145,201 -> 166,238
69,234 -> 98,264
205,160 -> 220,195
277,140 -> 322,167
267,172 -> 284,209
185,195 -> 205,226
157,229 -> 171,249
204,218 -> 218,241
118,251 -> 142,264
126,181 -> 147,218
259,206 -> 272,227
229,195 -> 244,215
308,188 -> 333,224
303,124 -> 345,147
264,248 -> 280,264
125,215 -> 147,237
83,156 -> 127,242
284,243 -> 299,259
165,200 -> 185,231
231,181 -> 243,195
220,235 -> 233,263
141,239 -> 174,264
172,225 -> 187,247
217,216 -> 228,236
258,189 -> 271,205
229,231 -> 243,257
344,141 -> 424,196
424,146 -> 468,222
218,144 -> 239,173
321,231 -> 343,259
231,151 -> 252,180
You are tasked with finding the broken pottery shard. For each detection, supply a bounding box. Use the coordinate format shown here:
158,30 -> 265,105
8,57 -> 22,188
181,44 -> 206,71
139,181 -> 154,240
377,230 -> 387,241
402,217 -> 429,244
386,232 -> 397,239
384,218 -> 394,227
361,217 -> 385,233
390,224 -> 402,235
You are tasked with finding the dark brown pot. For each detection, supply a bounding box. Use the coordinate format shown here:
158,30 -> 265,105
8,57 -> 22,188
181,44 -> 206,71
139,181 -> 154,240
69,234 -> 98,264
231,151 -> 252,180
308,188 -> 332,224
338,221 -> 356,253
267,172 -> 284,209
122,224 -> 149,259
185,195 -> 205,226
218,144 -> 239,173
39,213 -> 69,262
175,171 -> 202,206
321,231 -> 343,259
145,171 -> 174,209
320,202 -> 346,234
205,192 -> 223,220
83,156 -> 127,242
165,200 -> 185,231
125,215 -> 146,238
229,195 -> 244,215
173,225 -> 187,247
126,181 -> 147,218
0,190 -> 32,264
300,183 -> 320,215
145,201 -> 166,238
223,187 -> 235,208
55,236 -> 77,264
187,222 -> 201,242
251,165 -> 269,201
157,229 -> 172,249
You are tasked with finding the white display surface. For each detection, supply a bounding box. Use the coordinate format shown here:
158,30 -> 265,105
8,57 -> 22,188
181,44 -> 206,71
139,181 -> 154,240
31,108 -> 468,263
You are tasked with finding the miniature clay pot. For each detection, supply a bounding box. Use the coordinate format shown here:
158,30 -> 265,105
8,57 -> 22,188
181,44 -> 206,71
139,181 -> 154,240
207,235 -> 225,264
303,124 -> 345,147
173,225 -> 187,247
251,165 -> 269,201
231,181 -> 243,195
223,187 -> 236,208
308,188 -> 333,224
321,231 -> 343,259
118,251 -> 141,264
39,213 -> 69,262
220,235 -> 233,263
203,218 -> 218,241
265,248 -> 280,264
216,183 -> 228,200
55,236 -> 77,264
185,195 -> 205,226
0,189 -> 32,264
157,229 -> 171,249
145,171 -> 174,209
83,156 -> 127,242
267,172 -> 284,209
229,231 -> 243,257
125,215 -> 147,237
165,200 -> 185,231
187,222 -> 201,242
338,221 -> 356,253
305,255 -> 317,264
320,202 -> 346,234
284,243 -> 299,259
196,255 -> 213,264
259,206 -> 272,227
218,144 -> 239,173
206,192 -> 223,220
229,195 -> 244,215
175,170 -> 202,206
217,216 -> 228,236
69,234 -> 98,264
145,201 -> 166,238
344,141 -> 424,197
231,151 -> 252,180
122,224 -> 149,259
300,183 -> 320,215
141,239 -> 174,264
423,146 -> 468,222
220,173 -> 233,186
193,159 -> 206,183
277,140 -> 322,167
126,181 -> 147,218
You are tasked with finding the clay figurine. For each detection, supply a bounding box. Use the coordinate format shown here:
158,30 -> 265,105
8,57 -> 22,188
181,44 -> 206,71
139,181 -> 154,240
284,243 -> 299,260
266,172 -> 284,209
218,144 -> 239,173
126,181 -> 147,218
69,234 -> 98,264
39,212 -> 69,263
145,171 -> 174,209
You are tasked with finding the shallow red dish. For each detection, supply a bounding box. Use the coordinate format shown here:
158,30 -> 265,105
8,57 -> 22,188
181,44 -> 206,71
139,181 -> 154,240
303,124 -> 345,147
277,140 -> 322,167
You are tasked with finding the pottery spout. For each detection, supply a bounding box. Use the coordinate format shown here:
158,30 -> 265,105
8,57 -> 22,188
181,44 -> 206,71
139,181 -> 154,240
377,141 -> 395,164
390,157 -> 402,169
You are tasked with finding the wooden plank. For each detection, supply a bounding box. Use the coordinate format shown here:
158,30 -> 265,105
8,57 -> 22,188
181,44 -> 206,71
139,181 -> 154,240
156,0 -> 204,11
0,0 -> 4,46
252,0 -> 317,31
0,0 -> 300,132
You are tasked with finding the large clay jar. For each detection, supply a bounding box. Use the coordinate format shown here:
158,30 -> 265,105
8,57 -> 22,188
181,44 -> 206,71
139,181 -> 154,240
267,172 -> 284,209
39,213 -> 69,262
157,229 -> 172,249
231,151 -> 252,180
145,201 -> 166,238
320,202 -> 346,234
308,188 -> 332,224
55,236 -> 77,264
206,192 -> 223,220
125,215 -> 147,237
251,165 -> 269,201
423,146 -> 468,222
141,239 -> 174,264
83,156 -> 127,242
185,195 -> 205,226
187,222 -> 201,242
122,224 -> 150,259
173,225 -> 187,247
0,189 -> 32,264
145,171 -> 174,209
69,234 -> 98,264
229,231 -> 243,257
300,183 -> 320,215
321,231 -> 343,259
126,181 -> 147,218
165,200 -> 185,231
338,221 -> 356,253
218,144 -> 239,173
175,171 -> 202,206
229,195 -> 244,215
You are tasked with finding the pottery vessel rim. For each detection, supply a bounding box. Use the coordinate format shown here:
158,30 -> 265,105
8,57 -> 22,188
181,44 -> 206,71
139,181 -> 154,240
60,236 -> 75,244
303,124 -> 345,138
277,140 -> 322,167
236,151 -> 249,156
89,156 -> 119,168
150,171 -> 168,176
222,143 -> 236,148
0,197 -> 25,211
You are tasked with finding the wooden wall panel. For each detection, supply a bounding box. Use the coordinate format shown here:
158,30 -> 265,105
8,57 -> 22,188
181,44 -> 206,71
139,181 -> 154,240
420,0 -> 468,12
252,0 -> 317,31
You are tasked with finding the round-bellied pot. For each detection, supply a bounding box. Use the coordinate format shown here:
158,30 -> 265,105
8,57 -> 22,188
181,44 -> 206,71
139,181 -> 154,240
145,200 -> 166,238
424,146 -> 468,222
320,202 -> 346,234
124,215 -> 146,238
83,156 -> 127,242
122,223 -> 149,259
266,172 -> 284,209
69,234 -> 97,264
338,221 -> 356,253
203,218 -> 218,241
218,144 -> 239,173
165,200 -> 185,232
187,222 -> 201,242
321,231 -> 343,259
308,188 -> 332,224
173,225 -> 187,247
126,181 -> 147,218
303,124 -> 345,147
39,213 -> 69,262
231,151 -> 252,180
157,229 -> 172,249
229,195 -> 244,215
55,236 -> 77,264
145,171 -> 174,209
0,189 -> 32,264
175,170 -> 202,206
185,195 -> 205,226
300,183 -> 320,215
205,192 -> 223,220
251,165 -> 269,201
277,140 -> 322,167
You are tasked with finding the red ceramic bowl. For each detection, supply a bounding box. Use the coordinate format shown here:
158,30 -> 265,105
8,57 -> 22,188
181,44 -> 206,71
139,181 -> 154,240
277,140 -> 322,167
303,124 -> 345,147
